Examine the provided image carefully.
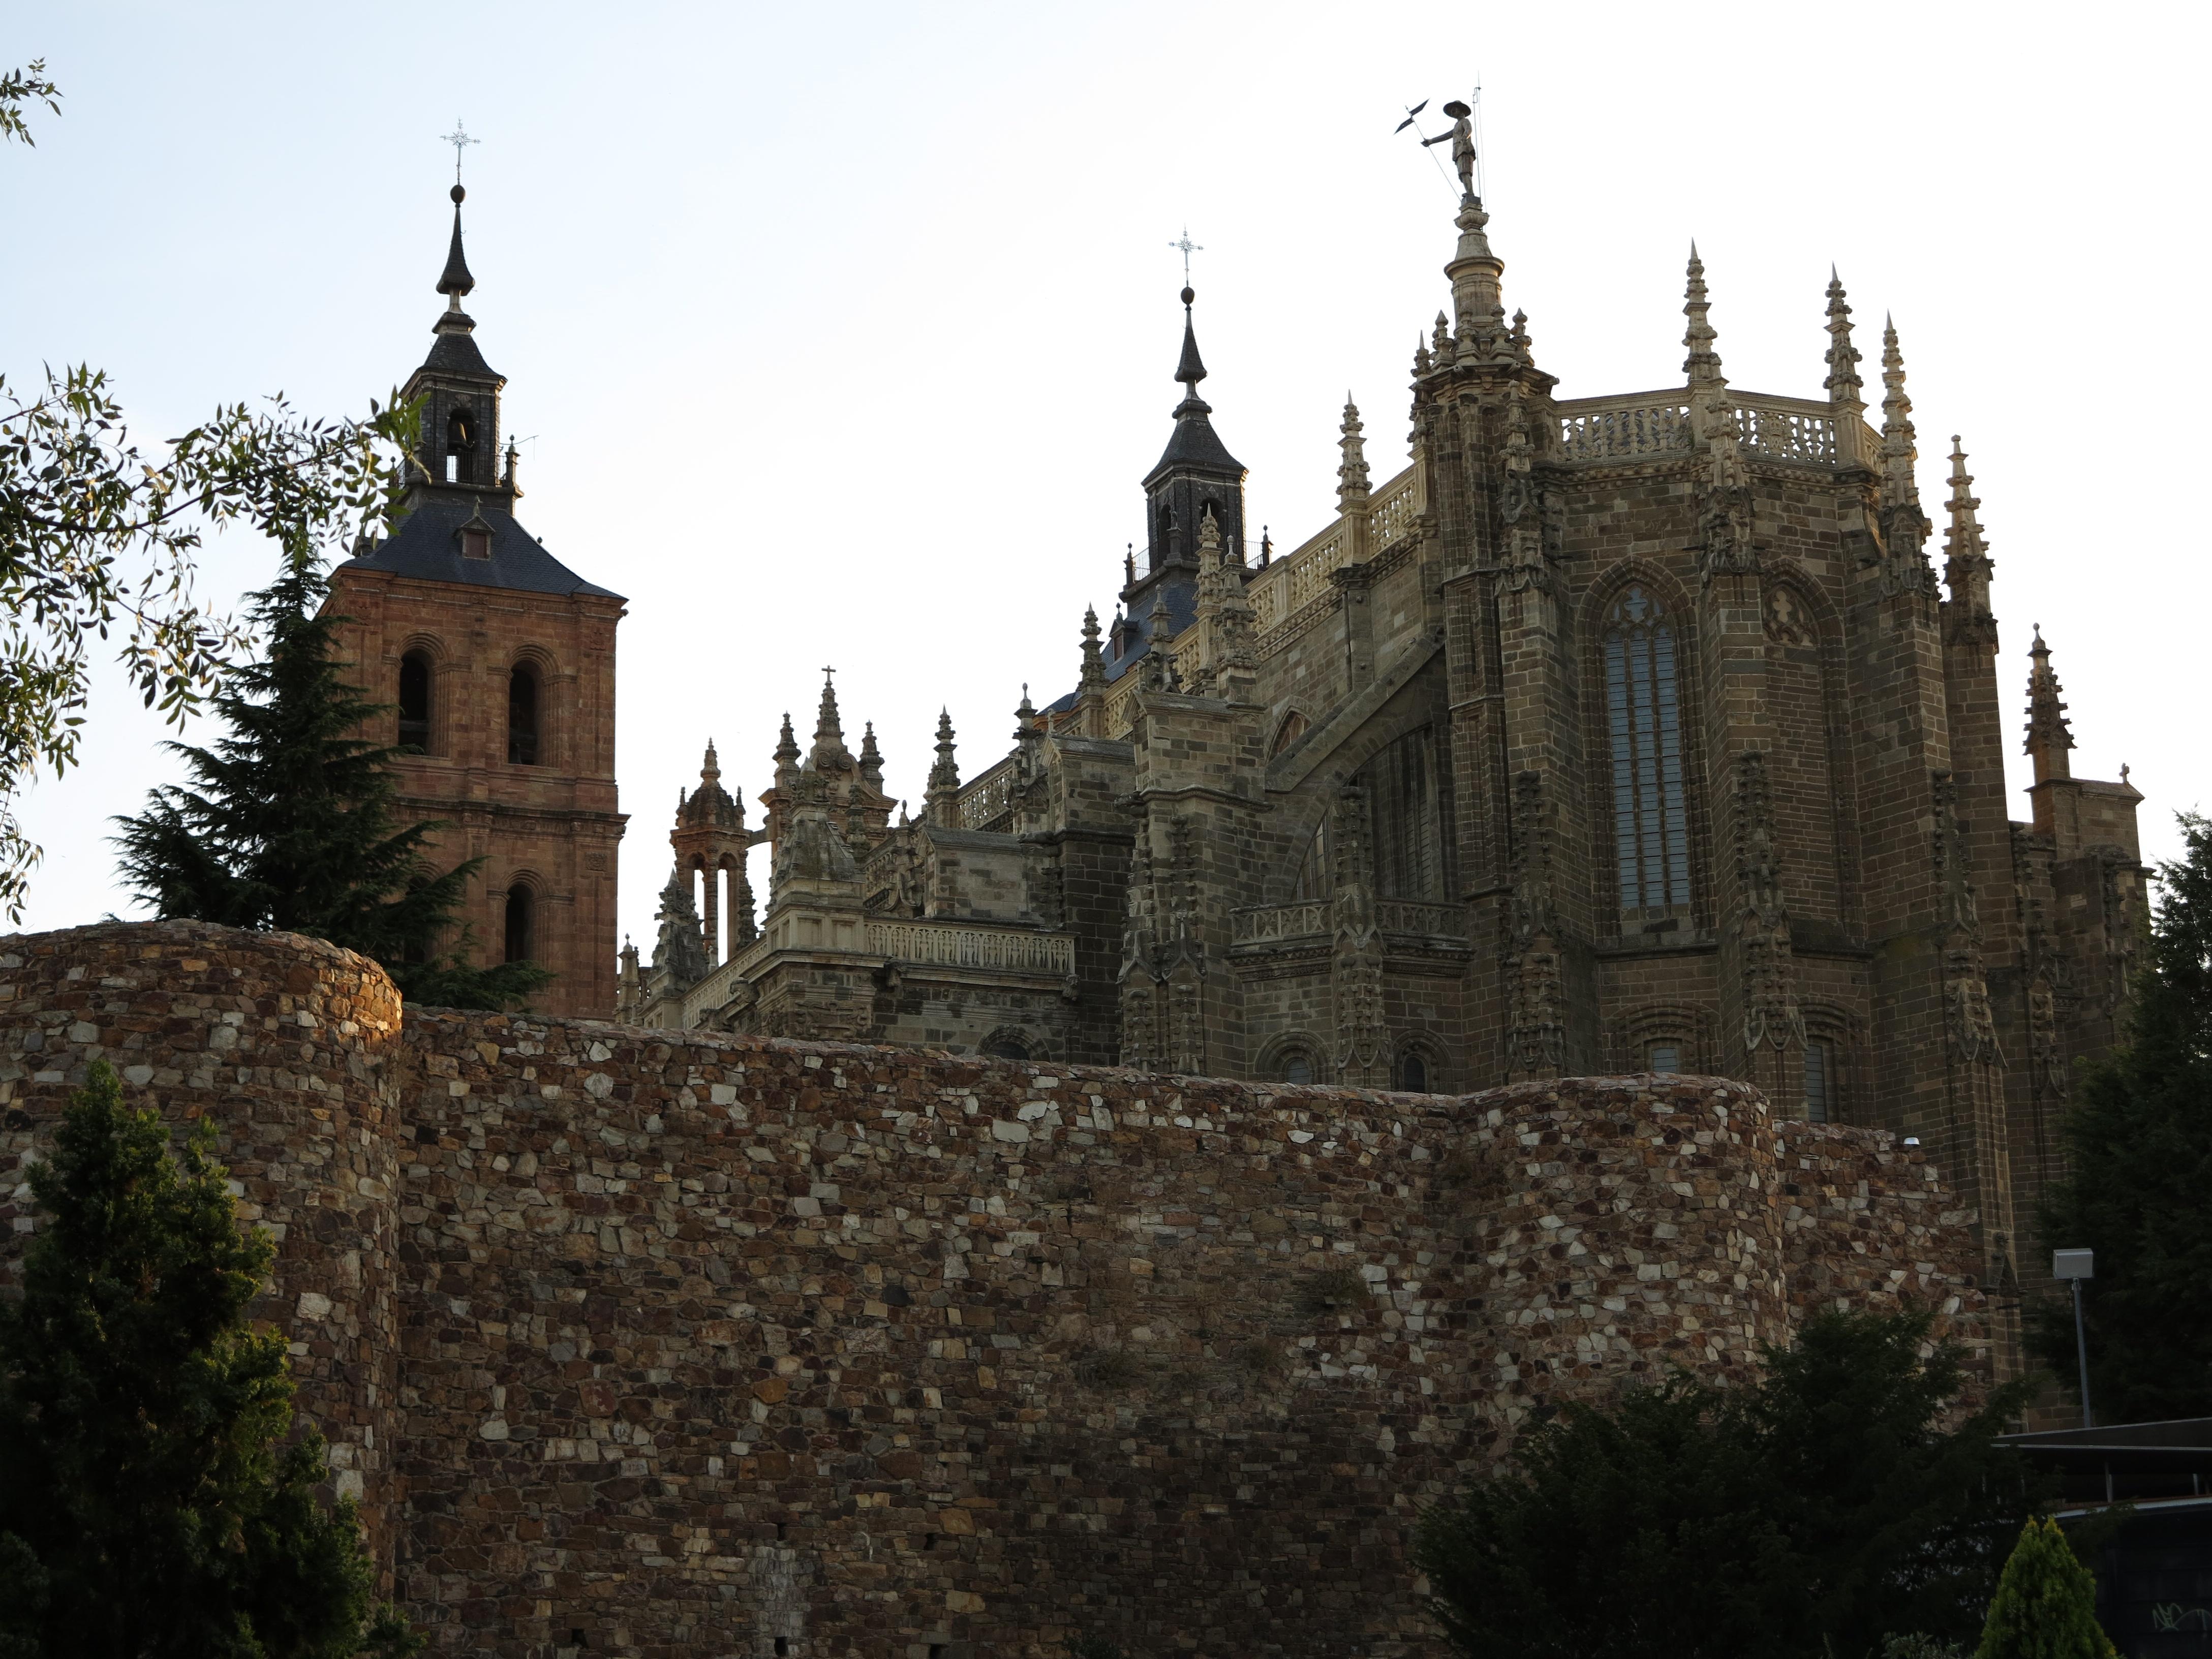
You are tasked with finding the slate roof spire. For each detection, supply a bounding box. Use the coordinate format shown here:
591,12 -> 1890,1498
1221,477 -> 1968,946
438,183 -> 476,301
1175,285 -> 1208,403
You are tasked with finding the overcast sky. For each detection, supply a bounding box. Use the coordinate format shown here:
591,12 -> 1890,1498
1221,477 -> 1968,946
6,1 -> 2205,957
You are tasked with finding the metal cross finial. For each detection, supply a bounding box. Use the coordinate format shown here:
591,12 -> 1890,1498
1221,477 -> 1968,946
821,665 -> 836,681
1168,227 -> 1203,284
441,119 -> 480,184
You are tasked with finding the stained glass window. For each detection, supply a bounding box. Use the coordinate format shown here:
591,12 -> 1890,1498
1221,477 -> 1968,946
1604,586 -> 1692,911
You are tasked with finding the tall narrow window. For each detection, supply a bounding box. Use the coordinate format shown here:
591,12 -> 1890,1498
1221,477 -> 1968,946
507,664 -> 540,765
396,651 -> 431,752
1396,1050 -> 1429,1093
1604,586 -> 1692,912
1804,1039 -> 1835,1123
503,884 -> 533,964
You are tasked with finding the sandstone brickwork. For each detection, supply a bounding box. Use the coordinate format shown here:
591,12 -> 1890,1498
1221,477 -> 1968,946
2,921 -> 1991,1658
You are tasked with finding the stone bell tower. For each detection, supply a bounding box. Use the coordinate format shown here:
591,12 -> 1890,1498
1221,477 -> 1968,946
325,181 -> 627,1018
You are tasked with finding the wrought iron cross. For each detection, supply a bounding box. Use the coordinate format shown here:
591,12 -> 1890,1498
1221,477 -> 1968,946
1168,227 -> 1203,283
441,119 -> 479,184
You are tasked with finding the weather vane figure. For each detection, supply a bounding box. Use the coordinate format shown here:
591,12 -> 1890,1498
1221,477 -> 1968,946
1422,99 -> 1477,199
441,118 -> 479,185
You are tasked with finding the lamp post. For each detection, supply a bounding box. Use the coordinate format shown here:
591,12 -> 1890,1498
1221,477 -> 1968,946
2053,1248 -> 2095,1429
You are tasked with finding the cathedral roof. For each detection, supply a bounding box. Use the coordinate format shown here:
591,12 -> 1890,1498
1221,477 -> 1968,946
339,500 -> 623,599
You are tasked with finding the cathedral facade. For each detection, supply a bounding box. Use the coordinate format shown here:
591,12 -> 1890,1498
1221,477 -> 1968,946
621,192 -> 2146,1302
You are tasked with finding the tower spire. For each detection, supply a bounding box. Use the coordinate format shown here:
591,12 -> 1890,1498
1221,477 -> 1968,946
810,668 -> 846,765
1824,267 -> 1866,468
1174,284 -> 1208,405
2024,626 -> 2074,782
1682,244 -> 1725,393
1943,436 -> 1998,648
927,709 -> 961,825
437,184 -> 476,304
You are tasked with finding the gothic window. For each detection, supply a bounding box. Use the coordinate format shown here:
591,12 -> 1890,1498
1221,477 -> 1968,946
1604,586 -> 1692,913
1646,1041 -> 1681,1074
445,405 -> 476,484
503,883 -> 534,964
397,651 -> 432,752
1395,1049 -> 1431,1093
1270,711 -> 1309,757
1804,1039 -> 1835,1123
1291,818 -> 1331,901
507,663 -> 540,765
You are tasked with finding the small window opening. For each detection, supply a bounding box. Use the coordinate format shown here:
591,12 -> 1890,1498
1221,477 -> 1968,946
924,1532 -> 939,1552
987,1039 -> 1028,1060
774,1641 -> 790,1657
460,524 -> 491,560
397,651 -> 431,751
930,1646 -> 947,1659
445,405 -> 476,485
1646,1042 -> 1681,1074
775,1521 -> 788,1542
1396,1051 -> 1429,1093
1280,1049 -> 1315,1087
503,884 -> 534,965
568,1632 -> 587,1650
507,663 -> 540,765
1804,1040 -> 1835,1123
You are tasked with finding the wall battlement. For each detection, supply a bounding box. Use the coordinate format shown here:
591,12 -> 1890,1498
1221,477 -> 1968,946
1,922 -> 1988,1658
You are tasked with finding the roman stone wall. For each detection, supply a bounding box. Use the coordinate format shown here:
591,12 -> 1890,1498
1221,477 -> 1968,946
1,921 -> 1990,1659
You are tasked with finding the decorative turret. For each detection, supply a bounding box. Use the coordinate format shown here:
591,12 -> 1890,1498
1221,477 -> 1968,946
859,721 -> 884,791
651,865 -> 710,991
404,183 -> 507,501
1942,437 -> 1998,649
2024,626 -> 2074,783
772,713 -> 800,790
1445,194 -> 1509,355
1134,283 -> 1247,620
810,669 -> 850,772
671,740 -> 753,960
926,709 -> 961,826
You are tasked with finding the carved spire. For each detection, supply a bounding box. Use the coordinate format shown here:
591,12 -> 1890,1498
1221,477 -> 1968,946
1880,315 -> 1918,506
1682,243 -> 1726,393
1336,395 -> 1371,512
859,720 -> 883,788
1143,589 -> 1175,691
810,668 -> 847,767
1079,604 -> 1106,696
437,184 -> 476,302
772,712 -> 800,787
1823,267 -> 1863,408
2024,626 -> 2075,782
700,739 -> 720,786
926,708 -> 961,825
1943,436 -> 1998,648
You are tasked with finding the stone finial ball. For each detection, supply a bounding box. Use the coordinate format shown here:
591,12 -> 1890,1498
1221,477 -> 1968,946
451,184 -> 466,204
1181,286 -> 1194,306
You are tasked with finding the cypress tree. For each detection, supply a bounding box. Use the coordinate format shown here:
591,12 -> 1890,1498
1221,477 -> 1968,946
112,555 -> 548,1010
0,1061 -> 417,1657
2033,811 -> 2212,1422
1974,1518 -> 2114,1659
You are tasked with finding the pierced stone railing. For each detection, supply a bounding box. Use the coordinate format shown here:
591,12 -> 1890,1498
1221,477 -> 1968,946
1557,394 -> 1693,460
956,759 -> 1020,833
1375,898 -> 1468,937
866,920 -> 1073,976
1247,465 -> 1421,635
1233,900 -> 1333,943
1734,395 -> 1836,464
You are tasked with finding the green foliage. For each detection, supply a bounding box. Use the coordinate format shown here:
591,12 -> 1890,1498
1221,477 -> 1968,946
1974,1518 -> 2115,1659
0,1061 -> 419,1657
1884,1638 -> 1967,1659
0,61 -> 412,920
112,557 -> 548,1011
1414,1309 -> 2041,1659
2033,811 -> 2212,1422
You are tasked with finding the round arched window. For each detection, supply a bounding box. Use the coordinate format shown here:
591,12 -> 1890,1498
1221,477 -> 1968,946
503,884 -> 534,964
507,664 -> 540,765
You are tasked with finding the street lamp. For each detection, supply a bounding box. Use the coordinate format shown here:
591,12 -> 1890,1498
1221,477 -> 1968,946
2053,1248 -> 2095,1429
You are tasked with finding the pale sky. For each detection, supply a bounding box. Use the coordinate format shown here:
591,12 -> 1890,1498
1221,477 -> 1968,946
6,1 -> 2205,958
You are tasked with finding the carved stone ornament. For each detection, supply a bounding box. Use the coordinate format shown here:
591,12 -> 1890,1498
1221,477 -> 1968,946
1735,752 -> 1805,1053
1504,771 -> 1566,1079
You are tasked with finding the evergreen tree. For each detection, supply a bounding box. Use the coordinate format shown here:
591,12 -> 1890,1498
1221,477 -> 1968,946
112,554 -> 548,1010
0,1061 -> 417,1657
1974,1518 -> 2115,1659
2033,811 -> 2212,1422
1414,1309 -> 2039,1659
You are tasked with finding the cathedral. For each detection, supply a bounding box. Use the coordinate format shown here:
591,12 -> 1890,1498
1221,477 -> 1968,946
338,176 -> 2146,1304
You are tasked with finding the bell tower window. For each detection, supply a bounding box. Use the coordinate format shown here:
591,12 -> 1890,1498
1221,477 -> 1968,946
397,651 -> 432,752
445,405 -> 476,484
503,883 -> 534,963
1604,586 -> 1692,913
507,663 -> 540,765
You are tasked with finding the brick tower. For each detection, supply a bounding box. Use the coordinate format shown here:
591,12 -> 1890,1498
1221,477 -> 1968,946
326,182 -> 627,1018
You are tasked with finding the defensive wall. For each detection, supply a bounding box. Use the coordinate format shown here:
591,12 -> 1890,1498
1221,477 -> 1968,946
0,921 -> 1991,1658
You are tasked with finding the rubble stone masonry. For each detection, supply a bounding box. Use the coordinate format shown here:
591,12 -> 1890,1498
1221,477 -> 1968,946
1,922 -> 1989,1658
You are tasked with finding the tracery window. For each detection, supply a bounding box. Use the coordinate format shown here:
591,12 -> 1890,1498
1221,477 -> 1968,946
1604,586 -> 1692,912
